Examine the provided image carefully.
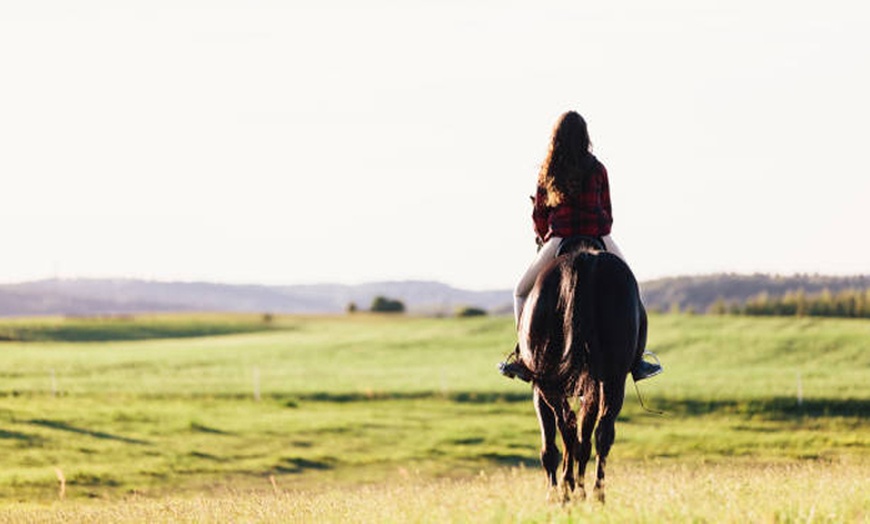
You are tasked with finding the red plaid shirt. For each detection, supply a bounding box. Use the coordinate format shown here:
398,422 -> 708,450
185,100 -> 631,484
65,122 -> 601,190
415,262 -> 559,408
532,163 -> 613,242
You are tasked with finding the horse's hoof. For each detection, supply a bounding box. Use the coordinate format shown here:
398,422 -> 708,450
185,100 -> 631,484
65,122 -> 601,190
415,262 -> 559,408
546,486 -> 560,503
561,484 -> 572,504
594,487 -> 605,504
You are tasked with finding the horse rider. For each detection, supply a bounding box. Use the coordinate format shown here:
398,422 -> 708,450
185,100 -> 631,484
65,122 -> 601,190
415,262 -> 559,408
500,111 -> 663,383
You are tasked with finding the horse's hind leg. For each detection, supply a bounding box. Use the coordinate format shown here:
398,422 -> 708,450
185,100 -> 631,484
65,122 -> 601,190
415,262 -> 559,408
576,381 -> 600,501
533,388 -> 559,489
555,397 -> 578,497
593,379 -> 626,504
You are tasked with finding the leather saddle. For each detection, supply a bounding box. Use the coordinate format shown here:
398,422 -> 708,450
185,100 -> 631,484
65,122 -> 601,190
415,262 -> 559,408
557,235 -> 606,256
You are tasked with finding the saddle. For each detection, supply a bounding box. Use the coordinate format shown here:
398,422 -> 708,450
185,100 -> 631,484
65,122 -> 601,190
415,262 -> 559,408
557,235 -> 606,256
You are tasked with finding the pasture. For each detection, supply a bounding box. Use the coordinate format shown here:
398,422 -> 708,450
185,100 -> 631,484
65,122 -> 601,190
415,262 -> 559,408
0,313 -> 868,521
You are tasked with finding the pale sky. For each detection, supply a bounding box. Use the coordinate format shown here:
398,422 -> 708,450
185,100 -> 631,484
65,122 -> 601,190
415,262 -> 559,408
2,1 -> 868,290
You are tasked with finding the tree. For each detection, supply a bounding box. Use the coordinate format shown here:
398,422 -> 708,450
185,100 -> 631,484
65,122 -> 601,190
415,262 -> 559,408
370,296 -> 405,313
708,298 -> 728,315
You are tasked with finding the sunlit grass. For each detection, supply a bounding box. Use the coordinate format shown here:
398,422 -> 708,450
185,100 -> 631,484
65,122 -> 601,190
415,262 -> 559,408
2,460 -> 866,523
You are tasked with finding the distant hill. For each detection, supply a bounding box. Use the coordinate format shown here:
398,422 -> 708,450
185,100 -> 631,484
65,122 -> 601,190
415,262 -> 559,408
0,279 -> 513,317
1,274 -> 867,317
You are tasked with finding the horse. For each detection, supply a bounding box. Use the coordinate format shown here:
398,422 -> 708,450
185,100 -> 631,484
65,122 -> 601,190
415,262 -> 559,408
517,238 -> 647,503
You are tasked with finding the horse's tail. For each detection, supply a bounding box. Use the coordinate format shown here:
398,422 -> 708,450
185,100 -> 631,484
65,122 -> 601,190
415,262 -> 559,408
560,251 -> 599,396
525,249 -> 610,392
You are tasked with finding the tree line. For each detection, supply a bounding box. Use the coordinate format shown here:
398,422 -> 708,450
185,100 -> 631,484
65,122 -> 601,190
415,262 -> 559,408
707,288 -> 870,318
347,296 -> 487,317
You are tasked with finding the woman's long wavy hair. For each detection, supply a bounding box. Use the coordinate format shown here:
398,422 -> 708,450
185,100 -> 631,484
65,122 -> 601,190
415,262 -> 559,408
538,111 -> 599,207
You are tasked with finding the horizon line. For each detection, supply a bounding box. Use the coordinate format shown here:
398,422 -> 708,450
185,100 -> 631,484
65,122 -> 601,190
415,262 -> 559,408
1,271 -> 868,291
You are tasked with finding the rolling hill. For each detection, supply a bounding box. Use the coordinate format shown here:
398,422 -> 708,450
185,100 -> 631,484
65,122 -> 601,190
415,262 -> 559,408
0,273 -> 866,317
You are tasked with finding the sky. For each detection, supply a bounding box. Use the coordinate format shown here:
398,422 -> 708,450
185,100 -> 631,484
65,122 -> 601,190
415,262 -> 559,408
2,1 -> 868,290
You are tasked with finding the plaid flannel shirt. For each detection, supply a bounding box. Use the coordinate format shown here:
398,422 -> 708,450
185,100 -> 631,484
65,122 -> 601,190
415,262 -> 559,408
532,164 -> 613,242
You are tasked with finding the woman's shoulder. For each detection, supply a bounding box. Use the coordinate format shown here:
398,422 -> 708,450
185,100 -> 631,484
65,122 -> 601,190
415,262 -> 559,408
589,156 -> 608,181
588,154 -> 606,172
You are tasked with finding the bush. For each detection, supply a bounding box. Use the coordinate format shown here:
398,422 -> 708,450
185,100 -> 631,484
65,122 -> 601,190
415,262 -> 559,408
456,306 -> 487,318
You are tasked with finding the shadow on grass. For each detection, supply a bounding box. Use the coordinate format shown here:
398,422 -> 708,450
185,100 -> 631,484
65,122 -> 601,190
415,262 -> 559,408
481,452 -> 538,468
274,457 -> 335,474
287,391 -> 531,404
190,451 -> 225,461
0,428 -> 43,444
451,437 -> 486,445
130,391 -> 869,422
286,393 -> 869,418
650,397 -> 870,419
27,419 -> 150,445
189,422 -> 233,435
69,472 -> 122,487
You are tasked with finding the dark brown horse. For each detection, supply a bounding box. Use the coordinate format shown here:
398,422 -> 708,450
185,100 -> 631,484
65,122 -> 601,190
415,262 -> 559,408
517,241 -> 646,502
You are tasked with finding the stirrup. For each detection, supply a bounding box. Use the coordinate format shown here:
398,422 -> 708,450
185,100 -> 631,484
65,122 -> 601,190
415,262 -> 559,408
632,351 -> 663,382
498,343 -> 533,382
642,350 -> 662,368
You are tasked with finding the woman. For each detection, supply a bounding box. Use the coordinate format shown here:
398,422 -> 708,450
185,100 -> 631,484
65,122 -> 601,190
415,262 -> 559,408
500,111 -> 662,382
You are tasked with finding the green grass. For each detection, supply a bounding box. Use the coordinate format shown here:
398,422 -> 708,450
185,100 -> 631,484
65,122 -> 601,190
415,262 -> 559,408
644,314 -> 870,400
0,313 -> 868,520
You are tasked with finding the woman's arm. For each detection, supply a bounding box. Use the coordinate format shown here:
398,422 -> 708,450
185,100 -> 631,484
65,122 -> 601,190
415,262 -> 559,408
599,165 -> 613,223
532,185 -> 550,242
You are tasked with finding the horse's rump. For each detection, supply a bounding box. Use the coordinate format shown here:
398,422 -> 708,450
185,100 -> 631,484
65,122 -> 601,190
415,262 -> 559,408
519,247 -> 641,394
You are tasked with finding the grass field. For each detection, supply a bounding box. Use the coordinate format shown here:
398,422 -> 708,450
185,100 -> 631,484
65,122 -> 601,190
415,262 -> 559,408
0,313 -> 868,521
